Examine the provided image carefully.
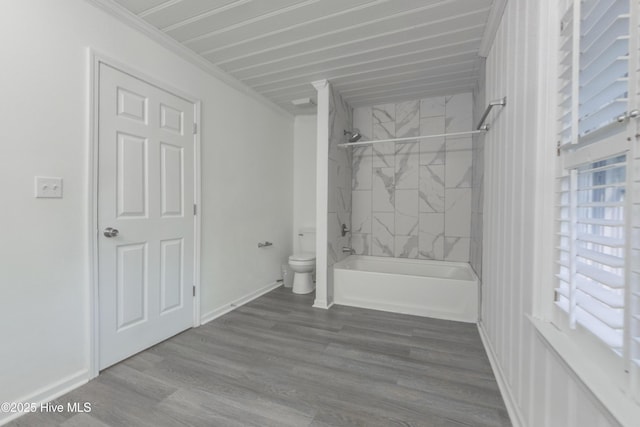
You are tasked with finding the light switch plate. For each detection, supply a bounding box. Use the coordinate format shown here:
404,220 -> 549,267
35,176 -> 63,198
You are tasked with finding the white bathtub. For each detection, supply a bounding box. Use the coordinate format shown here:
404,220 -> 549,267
333,255 -> 478,323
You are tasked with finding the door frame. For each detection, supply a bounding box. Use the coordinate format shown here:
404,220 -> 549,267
87,49 -> 202,378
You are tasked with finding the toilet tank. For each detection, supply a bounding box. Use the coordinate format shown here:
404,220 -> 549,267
298,228 -> 316,253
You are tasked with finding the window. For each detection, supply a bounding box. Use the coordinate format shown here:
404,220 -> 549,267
554,0 -> 639,395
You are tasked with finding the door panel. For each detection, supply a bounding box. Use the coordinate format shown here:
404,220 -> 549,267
160,103 -> 183,134
116,243 -> 147,330
98,63 -> 195,369
160,143 -> 183,217
160,238 -> 183,314
117,132 -> 148,217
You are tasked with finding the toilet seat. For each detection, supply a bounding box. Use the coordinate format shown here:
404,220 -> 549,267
289,252 -> 315,262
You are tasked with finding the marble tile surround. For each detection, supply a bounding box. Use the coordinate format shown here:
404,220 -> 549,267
470,78 -> 485,280
327,86 -> 353,275
351,94 -> 473,262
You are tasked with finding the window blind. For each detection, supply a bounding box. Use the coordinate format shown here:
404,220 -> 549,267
578,0 -> 630,139
557,2 -> 574,147
576,156 -> 626,351
557,0 -> 631,148
555,0 -> 632,358
555,156 -> 627,353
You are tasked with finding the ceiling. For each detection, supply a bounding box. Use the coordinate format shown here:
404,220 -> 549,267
113,0 -> 495,114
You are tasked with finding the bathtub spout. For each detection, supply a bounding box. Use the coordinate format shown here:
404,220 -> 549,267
342,247 -> 355,254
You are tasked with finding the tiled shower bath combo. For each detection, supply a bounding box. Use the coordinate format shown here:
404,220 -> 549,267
351,93 -> 473,262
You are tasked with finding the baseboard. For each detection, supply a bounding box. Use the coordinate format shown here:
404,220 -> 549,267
200,281 -> 282,325
477,322 -> 526,427
312,298 -> 333,309
0,370 -> 89,426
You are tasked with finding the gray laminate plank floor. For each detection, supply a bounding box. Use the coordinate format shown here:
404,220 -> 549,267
10,287 -> 510,427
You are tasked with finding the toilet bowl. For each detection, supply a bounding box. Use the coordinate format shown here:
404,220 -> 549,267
289,228 -> 316,294
289,252 -> 315,294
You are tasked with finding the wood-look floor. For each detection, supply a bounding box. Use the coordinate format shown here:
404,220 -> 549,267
11,287 -> 510,427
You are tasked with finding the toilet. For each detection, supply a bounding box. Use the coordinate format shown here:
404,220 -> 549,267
289,228 -> 316,294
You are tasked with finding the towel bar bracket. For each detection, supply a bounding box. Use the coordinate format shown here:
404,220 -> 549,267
476,97 -> 507,130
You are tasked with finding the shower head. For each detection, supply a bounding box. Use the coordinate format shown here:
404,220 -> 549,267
344,129 -> 362,143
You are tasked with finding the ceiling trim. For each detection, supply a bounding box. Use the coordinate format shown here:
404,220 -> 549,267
84,0 -> 293,118
478,0 -> 508,57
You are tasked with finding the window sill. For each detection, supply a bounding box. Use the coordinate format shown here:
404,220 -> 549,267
528,315 -> 639,427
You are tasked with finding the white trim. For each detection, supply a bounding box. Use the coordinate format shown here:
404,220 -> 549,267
562,137 -> 630,169
532,0 -> 559,321
312,300 -> 334,310
200,282 -> 283,325
87,48 -> 100,380
193,101 -> 202,327
88,49 -> 202,377
313,79 -> 330,309
529,315 -> 635,427
477,322 -> 525,427
478,0 -> 509,57
311,79 -> 328,91
0,370 -> 88,426
83,0 -> 292,119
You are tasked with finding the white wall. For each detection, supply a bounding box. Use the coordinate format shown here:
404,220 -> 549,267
293,115 -> 317,252
0,1 -> 293,422
480,1 -> 620,426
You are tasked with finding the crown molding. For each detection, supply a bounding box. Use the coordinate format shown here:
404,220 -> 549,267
84,0 -> 293,118
478,0 -> 508,58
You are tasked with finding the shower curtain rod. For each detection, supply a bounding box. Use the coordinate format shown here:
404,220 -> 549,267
337,129 -> 486,148
338,97 -> 506,148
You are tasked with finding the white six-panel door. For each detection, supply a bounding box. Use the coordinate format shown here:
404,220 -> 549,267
98,63 -> 195,369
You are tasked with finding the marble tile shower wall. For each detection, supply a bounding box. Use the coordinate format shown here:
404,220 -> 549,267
470,64 -> 486,279
470,133 -> 484,277
327,86 -> 353,272
351,93 -> 473,262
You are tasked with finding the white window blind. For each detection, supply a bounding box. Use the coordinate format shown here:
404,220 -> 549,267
556,156 -> 627,353
555,0 -> 636,362
578,0 -> 630,138
557,0 -> 631,149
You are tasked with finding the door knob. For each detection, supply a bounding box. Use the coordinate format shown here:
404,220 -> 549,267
103,227 -> 119,238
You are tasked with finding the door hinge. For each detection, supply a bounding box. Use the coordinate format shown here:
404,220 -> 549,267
192,123 -> 197,134
193,286 -> 196,297
193,204 -> 197,215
